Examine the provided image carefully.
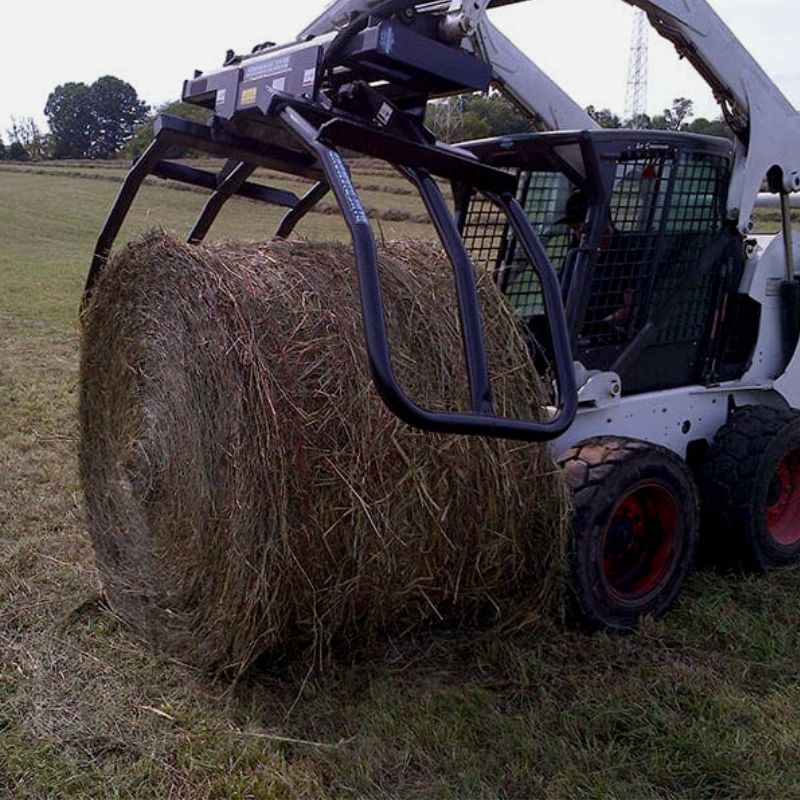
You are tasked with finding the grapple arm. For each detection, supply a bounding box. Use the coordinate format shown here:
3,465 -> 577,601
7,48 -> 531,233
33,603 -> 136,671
87,4 -> 580,442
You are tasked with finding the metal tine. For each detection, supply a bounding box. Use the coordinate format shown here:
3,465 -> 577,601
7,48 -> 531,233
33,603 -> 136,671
84,138 -> 170,303
275,181 -> 330,239
187,161 -> 257,244
487,189 -> 578,414
399,166 -> 494,416
280,106 -> 576,440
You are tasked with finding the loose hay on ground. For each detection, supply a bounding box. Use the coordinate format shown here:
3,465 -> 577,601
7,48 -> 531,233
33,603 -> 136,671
79,231 -> 570,675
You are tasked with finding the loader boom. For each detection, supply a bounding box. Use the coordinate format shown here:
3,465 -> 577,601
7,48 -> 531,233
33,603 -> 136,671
622,0 -> 800,231
301,0 -> 800,232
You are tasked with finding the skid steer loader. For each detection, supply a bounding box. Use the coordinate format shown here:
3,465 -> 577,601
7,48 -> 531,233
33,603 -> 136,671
88,0 -> 800,633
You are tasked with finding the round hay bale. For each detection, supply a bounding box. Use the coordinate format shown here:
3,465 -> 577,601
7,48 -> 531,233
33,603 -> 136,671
80,231 -> 570,675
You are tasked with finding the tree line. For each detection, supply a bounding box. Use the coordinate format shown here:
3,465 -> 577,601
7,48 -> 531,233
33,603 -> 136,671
1,76 -> 148,161
585,97 -> 733,139
426,93 -> 734,142
1,77 -> 733,162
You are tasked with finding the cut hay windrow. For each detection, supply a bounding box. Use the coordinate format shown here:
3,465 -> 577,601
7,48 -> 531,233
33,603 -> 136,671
80,232 -> 570,675
0,166 -> 426,224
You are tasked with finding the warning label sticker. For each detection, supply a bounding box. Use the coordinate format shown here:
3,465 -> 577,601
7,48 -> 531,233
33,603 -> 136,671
240,87 -> 258,106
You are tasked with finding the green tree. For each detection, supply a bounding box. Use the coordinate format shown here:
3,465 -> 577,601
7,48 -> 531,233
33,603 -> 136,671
7,116 -> 50,160
458,107 -> 491,141
45,76 -> 148,159
120,100 -> 210,159
6,117 -> 50,160
7,141 -> 28,161
461,93 -> 533,140
0,136 -> 6,160
426,92 -> 534,143
89,76 -> 149,158
45,82 -> 94,158
586,105 -> 622,129
651,97 -> 694,131
684,116 -> 735,141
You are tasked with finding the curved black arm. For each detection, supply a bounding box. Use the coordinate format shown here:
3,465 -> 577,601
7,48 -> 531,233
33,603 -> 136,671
281,106 -> 577,441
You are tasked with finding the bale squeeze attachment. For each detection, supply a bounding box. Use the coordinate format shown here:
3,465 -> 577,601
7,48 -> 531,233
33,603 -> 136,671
86,17 -> 577,442
80,233 -> 572,673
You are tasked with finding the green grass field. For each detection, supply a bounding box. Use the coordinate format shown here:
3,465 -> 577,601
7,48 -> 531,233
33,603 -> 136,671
3,163 -> 800,799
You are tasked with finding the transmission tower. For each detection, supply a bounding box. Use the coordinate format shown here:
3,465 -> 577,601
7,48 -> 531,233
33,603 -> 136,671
625,8 -> 649,128
429,96 -> 464,143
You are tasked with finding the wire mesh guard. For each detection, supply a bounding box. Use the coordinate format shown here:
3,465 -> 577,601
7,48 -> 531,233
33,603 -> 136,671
462,170 -> 576,320
599,150 -> 729,352
462,148 -> 730,362
461,170 -> 575,397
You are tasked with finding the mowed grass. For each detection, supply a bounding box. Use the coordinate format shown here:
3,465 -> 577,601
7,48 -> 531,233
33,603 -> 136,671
0,167 -> 429,329
3,165 -> 800,798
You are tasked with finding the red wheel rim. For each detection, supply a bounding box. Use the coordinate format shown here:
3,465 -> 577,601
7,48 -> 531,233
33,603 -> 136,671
602,482 -> 679,602
765,448 -> 800,546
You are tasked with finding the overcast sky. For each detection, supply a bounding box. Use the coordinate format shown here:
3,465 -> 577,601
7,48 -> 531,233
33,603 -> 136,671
1,0 -> 798,137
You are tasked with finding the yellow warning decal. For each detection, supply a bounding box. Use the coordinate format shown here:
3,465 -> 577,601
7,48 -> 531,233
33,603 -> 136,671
240,87 -> 257,106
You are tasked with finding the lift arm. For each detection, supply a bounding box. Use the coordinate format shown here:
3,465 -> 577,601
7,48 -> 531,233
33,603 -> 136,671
300,0 -> 800,232
621,0 -> 800,231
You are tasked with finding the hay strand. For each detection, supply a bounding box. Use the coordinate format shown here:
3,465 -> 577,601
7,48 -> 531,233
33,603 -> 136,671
80,232 -> 569,674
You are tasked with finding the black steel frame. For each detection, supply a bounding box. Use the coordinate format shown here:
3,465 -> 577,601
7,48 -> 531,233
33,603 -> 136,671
459,129 -> 746,393
86,104 -> 578,442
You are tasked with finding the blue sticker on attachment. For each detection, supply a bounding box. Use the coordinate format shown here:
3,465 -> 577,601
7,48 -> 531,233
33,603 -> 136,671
328,152 -> 368,225
379,24 -> 396,55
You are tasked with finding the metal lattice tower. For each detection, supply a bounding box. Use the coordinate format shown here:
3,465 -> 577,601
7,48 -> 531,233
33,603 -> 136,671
625,8 -> 649,128
429,96 -> 464,143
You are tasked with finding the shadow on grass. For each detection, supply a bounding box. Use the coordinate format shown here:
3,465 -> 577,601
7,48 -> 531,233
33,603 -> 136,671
215,566 -> 800,799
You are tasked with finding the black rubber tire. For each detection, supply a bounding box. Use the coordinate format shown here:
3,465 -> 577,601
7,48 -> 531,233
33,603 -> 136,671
699,405 -> 800,572
560,437 -> 700,632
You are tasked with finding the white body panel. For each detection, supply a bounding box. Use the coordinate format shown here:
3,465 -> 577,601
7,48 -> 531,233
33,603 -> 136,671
554,384 -> 785,459
740,235 -> 793,383
556,233 -> 800,458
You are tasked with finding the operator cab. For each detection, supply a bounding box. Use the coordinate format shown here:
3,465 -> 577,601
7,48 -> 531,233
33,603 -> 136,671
458,129 -> 760,396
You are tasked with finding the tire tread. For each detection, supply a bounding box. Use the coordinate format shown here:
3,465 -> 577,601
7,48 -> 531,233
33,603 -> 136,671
700,405 -> 800,570
560,437 -> 699,631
